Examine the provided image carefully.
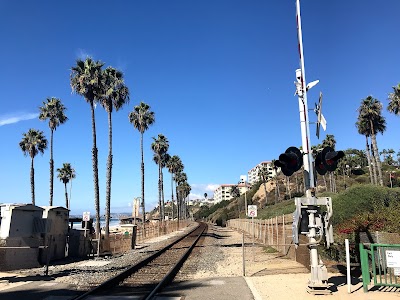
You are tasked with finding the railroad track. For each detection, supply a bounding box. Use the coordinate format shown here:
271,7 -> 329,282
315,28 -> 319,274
73,222 -> 207,300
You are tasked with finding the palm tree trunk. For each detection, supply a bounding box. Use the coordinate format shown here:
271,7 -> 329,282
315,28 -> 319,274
365,136 -> 374,184
287,177 -> 291,199
69,179 -> 73,210
171,174 -> 174,220
49,129 -> 54,206
90,102 -> 101,236
64,182 -> 68,208
323,175 -> 327,191
176,185 -> 180,221
105,111 -> 113,237
370,122 -> 383,186
158,163 -> 162,221
161,168 -> 165,222
31,156 -> 35,205
140,133 -> 146,228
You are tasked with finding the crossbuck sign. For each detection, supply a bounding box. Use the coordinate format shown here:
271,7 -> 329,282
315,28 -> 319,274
248,205 -> 257,217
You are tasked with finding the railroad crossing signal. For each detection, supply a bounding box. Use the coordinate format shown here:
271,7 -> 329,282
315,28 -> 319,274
247,205 -> 257,217
315,146 -> 345,175
274,147 -> 303,176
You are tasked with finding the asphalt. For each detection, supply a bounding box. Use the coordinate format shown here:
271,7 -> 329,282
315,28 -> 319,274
0,273 -> 257,300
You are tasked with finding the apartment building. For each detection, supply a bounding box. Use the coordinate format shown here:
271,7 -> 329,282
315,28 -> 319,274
247,161 -> 276,186
213,183 -> 250,203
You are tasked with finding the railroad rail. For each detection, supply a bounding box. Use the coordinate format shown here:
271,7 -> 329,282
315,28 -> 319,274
73,221 -> 207,300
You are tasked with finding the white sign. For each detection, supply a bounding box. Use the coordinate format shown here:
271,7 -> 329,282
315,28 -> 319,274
82,211 -> 91,221
385,250 -> 400,268
248,205 -> 257,217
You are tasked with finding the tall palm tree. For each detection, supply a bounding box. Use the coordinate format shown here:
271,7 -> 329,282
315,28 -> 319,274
151,134 -> 169,221
356,118 -> 375,184
166,155 -> 182,220
70,57 -> 104,236
19,129 -> 48,205
271,159 -> 280,204
39,97 -> 68,206
128,102 -> 155,225
357,96 -> 386,186
100,67 -> 130,237
388,83 -> 400,115
56,163 -> 76,209
257,165 -> 269,207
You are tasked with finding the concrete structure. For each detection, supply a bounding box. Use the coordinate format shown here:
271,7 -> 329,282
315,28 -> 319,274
247,161 -> 276,186
213,184 -> 250,203
0,204 -> 45,270
41,206 -> 69,261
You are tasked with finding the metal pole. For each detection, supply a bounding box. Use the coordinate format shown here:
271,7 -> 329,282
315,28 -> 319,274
295,0 -> 315,196
242,232 -> 246,276
296,0 -> 329,292
345,239 -> 351,293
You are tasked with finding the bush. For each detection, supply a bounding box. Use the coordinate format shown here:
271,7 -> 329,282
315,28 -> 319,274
333,184 -> 400,235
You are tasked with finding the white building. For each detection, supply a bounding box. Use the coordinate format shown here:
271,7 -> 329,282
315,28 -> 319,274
213,183 -> 250,203
247,161 -> 276,186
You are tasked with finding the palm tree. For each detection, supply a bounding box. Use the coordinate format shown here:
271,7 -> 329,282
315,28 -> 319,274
19,129 -> 48,205
322,134 -> 337,192
151,134 -> 169,221
153,152 -> 170,221
56,163 -> 76,209
175,171 -> 187,220
356,118 -> 375,184
388,83 -> 400,115
128,102 -> 155,225
100,67 -> 130,237
257,165 -> 269,207
39,97 -> 68,206
70,57 -> 104,236
179,182 -> 191,219
166,155 -> 182,220
357,96 -> 386,186
271,159 -> 280,204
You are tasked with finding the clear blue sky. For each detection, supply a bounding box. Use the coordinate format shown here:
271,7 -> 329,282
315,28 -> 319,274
1,0 -> 399,215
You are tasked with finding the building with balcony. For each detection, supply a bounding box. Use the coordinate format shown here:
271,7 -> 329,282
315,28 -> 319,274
247,161 -> 276,186
213,183 -> 250,203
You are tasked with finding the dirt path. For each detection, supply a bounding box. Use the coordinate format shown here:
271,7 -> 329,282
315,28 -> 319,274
188,226 -> 400,300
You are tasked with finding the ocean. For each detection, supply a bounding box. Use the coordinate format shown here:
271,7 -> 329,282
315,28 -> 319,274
72,217 -> 121,229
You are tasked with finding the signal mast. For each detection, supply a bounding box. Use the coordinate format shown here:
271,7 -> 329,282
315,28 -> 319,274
274,0 -> 344,294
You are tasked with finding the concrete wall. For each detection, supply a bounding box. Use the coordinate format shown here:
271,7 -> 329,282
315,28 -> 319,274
0,204 -> 45,271
41,206 -> 69,261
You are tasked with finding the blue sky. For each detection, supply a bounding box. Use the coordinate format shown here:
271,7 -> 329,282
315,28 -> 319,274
1,0 -> 400,215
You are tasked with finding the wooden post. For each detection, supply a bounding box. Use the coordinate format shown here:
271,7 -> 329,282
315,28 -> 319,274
283,214 -> 286,254
275,216 -> 279,251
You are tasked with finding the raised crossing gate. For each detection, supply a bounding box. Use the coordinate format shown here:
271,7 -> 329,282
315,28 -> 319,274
360,243 -> 400,292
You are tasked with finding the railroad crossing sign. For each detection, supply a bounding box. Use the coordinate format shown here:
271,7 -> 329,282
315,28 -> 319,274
82,211 -> 90,221
247,205 -> 257,217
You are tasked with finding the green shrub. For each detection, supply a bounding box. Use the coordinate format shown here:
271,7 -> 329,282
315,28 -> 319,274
333,185 -> 400,235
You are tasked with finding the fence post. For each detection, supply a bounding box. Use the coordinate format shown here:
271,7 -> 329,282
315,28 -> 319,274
275,216 -> 279,251
282,214 -> 286,254
360,243 -> 370,293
